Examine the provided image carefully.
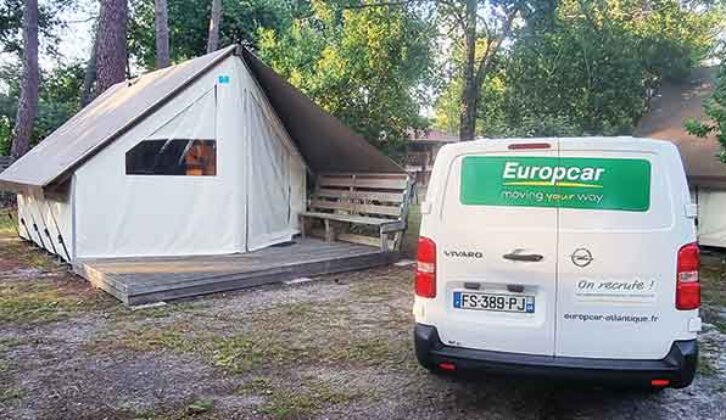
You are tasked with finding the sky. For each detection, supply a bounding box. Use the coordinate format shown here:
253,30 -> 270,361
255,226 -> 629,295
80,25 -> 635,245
0,0 -> 96,94
51,0 -> 97,65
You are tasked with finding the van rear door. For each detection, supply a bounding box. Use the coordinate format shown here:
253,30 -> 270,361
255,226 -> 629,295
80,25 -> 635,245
432,140 -> 558,356
555,138 -> 680,360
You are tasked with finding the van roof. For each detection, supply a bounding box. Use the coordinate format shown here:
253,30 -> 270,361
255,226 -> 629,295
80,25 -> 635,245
441,136 -> 678,155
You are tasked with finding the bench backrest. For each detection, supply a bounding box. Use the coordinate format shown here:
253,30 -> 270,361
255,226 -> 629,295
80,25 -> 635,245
309,173 -> 413,221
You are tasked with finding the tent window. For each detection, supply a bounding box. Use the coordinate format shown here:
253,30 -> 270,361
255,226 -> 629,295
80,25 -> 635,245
125,139 -> 217,176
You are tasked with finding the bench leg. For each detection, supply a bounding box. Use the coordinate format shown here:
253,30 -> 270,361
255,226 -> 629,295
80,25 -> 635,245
299,215 -> 306,239
379,230 -> 388,252
324,220 -> 335,242
392,231 -> 403,251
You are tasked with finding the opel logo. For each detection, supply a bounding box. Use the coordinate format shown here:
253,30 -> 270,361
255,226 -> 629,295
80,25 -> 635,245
571,248 -> 593,268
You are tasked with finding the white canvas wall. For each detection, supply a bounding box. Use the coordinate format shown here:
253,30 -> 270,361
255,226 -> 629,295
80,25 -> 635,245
16,188 -> 73,261
697,188 -> 726,248
69,56 -> 305,259
73,59 -> 242,259
243,60 -> 306,251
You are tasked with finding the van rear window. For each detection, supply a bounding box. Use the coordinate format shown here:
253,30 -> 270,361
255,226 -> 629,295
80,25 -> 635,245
460,156 -> 651,211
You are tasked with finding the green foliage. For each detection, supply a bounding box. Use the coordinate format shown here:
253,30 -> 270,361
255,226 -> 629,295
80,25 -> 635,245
259,0 -> 436,160
0,62 -> 84,155
434,0 -> 724,138
686,64 -> 726,162
128,0 -> 295,71
0,115 -> 10,156
0,0 -> 74,56
433,76 -> 462,135
3,0 -> 721,160
505,13 -> 646,135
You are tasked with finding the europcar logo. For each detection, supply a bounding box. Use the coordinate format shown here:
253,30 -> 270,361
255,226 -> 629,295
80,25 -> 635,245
460,156 -> 651,212
502,161 -> 605,188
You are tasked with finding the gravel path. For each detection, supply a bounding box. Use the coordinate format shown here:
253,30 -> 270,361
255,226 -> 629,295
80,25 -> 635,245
0,239 -> 724,419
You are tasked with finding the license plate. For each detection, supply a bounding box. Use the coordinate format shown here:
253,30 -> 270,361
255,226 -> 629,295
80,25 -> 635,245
453,291 -> 535,313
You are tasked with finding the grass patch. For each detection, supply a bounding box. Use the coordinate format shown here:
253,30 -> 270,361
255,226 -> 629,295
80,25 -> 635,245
0,336 -> 26,351
701,254 -> 726,306
0,388 -> 26,405
0,208 -> 62,271
113,301 -> 206,321
184,399 -> 215,416
0,237 -> 60,272
349,273 -> 411,302
328,337 -> 403,364
209,335 -> 295,374
259,384 -> 354,419
0,281 -> 88,324
87,326 -> 194,354
697,354 -> 720,377
87,324 -> 296,374
0,208 -> 16,235
210,333 -> 409,373
711,318 -> 726,334
118,399 -> 217,420
276,302 -> 315,317
0,336 -> 26,373
402,203 -> 421,258
0,361 -> 8,373
238,376 -> 274,394
90,296 -> 414,375
239,376 -> 363,419
700,253 -> 726,333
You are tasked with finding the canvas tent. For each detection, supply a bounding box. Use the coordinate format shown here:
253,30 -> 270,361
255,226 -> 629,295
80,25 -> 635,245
0,45 -> 402,261
635,66 -> 726,248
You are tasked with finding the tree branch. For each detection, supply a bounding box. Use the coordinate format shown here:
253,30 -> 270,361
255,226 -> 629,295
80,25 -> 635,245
474,3 -> 520,86
342,0 -> 417,9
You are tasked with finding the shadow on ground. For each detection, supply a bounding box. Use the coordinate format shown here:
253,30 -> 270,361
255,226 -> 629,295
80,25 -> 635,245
0,207 -> 724,420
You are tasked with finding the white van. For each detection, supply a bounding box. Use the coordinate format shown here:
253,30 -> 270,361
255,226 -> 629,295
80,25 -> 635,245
413,137 -> 701,388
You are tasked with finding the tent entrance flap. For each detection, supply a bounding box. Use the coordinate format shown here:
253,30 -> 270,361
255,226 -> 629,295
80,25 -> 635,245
245,91 -> 305,251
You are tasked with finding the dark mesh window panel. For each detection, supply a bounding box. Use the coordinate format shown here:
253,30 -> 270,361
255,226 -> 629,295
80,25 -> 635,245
125,139 -> 217,176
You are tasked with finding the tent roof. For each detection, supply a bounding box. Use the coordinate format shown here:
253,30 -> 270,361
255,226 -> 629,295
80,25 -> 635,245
0,45 -> 401,191
0,46 -> 236,190
634,66 -> 726,189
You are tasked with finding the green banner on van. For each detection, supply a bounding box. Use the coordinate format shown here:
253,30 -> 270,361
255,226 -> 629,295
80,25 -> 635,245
460,156 -> 651,211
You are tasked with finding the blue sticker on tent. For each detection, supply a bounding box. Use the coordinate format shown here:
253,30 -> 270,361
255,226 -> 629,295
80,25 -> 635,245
218,75 -> 230,84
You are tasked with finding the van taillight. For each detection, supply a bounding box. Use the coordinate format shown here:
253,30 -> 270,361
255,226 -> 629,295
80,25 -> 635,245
415,237 -> 436,298
676,242 -> 700,310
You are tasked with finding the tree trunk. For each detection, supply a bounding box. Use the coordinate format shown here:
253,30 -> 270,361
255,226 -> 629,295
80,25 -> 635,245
10,0 -> 40,159
81,34 -> 98,107
206,0 -> 223,53
458,0 -> 478,141
96,0 -> 128,95
155,0 -> 170,68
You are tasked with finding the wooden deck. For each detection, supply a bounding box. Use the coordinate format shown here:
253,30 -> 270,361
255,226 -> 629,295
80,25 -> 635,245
73,238 -> 397,306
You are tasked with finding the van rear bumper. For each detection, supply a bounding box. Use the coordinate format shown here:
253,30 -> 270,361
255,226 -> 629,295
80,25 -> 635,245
414,323 -> 697,388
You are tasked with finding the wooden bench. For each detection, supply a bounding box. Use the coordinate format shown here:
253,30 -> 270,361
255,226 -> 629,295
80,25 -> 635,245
299,173 -> 414,251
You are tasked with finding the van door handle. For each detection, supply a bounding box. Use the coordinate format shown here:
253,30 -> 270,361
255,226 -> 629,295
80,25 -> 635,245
503,252 -> 544,262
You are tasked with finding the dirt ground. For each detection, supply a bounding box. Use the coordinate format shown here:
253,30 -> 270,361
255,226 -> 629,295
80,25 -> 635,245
1,212 -> 725,420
